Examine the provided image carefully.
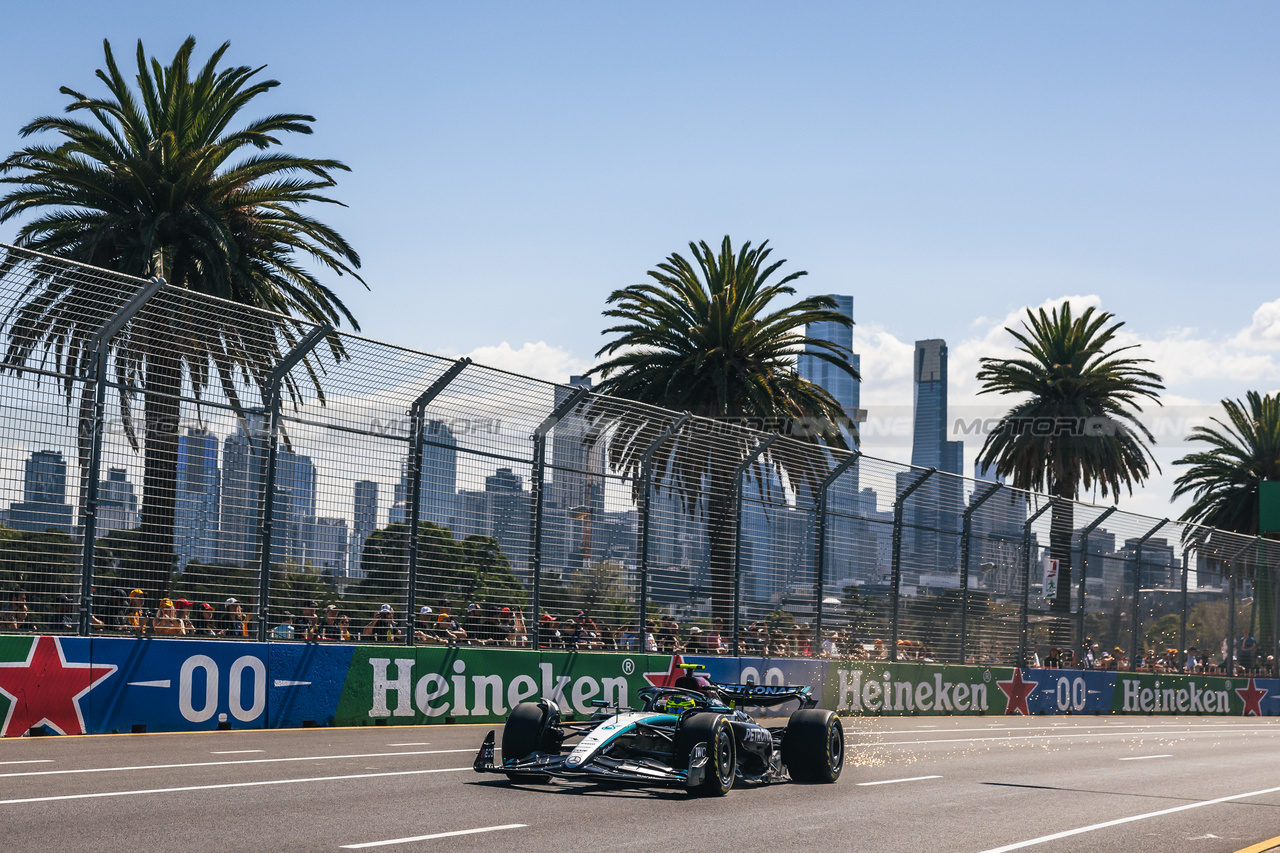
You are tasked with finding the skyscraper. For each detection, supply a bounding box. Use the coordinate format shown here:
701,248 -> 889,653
798,295 -> 868,585
219,415 -> 264,566
548,375 -> 605,573
8,449 -> 73,533
96,468 -> 139,534
274,446 -> 317,564
176,428 -> 220,568
351,479 -> 378,578
902,339 -> 964,581
391,420 -> 457,528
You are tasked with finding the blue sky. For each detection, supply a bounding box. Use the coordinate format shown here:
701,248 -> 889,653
3,2 -> 1279,515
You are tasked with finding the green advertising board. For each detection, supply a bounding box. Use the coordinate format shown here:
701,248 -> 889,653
825,661 -> 1010,715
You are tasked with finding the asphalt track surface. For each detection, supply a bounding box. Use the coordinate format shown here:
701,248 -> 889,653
3,717 -> 1280,853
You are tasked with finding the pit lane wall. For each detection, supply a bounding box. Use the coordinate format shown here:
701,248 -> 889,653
2,635 -> 1278,737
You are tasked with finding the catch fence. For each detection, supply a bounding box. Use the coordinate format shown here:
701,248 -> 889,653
0,244 -> 1276,673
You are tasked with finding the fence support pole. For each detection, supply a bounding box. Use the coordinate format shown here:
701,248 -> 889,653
78,276 -> 166,636
256,324 -> 332,642
1222,535 -> 1261,674
1019,498 -> 1057,667
1128,519 -> 1169,668
636,413 -> 690,636
404,358 -> 470,645
890,468 -> 935,663
814,451 -> 861,654
528,385 -> 591,649
730,434 -> 779,656
1179,534 -> 1202,672
1075,505 -> 1117,655
959,482 -> 1001,664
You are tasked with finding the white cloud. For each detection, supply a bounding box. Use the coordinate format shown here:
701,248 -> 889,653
460,341 -> 591,384
1232,297 -> 1280,350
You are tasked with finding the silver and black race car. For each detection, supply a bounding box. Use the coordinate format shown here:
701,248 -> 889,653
472,666 -> 844,796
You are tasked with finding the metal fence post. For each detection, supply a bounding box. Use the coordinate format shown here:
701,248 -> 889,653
730,434 -> 779,656
256,324 -> 332,642
1179,533 -> 1202,672
1129,519 -> 1169,667
890,468 -> 935,663
404,358 -> 471,645
636,413 -> 690,634
1222,535 -> 1261,674
78,276 -> 166,635
959,482 -> 1000,664
528,385 -> 591,649
1075,505 -> 1117,653
1019,498 -> 1057,667
813,451 -> 860,653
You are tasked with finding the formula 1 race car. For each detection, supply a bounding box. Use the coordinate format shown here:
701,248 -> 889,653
472,665 -> 843,795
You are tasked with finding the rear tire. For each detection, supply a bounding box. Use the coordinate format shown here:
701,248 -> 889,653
502,701 -> 560,783
783,709 -> 843,783
675,712 -> 736,796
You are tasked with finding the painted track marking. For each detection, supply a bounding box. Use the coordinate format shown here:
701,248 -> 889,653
386,743 -> 431,747
0,760 -> 52,766
210,750 -> 264,754
1234,833 -> 1280,853
871,726 -> 1277,747
977,783 -> 1280,852
0,766 -> 471,805
342,824 -> 527,849
0,748 -> 475,779
1118,754 -> 1172,761
857,775 -> 943,786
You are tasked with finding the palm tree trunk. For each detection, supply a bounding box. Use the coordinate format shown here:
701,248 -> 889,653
706,466 -> 737,627
1049,491 -> 1075,616
139,335 -> 181,599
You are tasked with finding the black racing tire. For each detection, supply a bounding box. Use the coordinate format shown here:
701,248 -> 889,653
502,701 -> 559,783
782,709 -> 844,784
675,712 -> 736,796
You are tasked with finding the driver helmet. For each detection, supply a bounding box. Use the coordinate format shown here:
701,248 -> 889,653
662,695 -> 696,713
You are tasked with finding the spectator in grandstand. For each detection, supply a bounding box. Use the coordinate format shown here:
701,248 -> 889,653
219,598 -> 249,638
152,599 -> 187,636
643,619 -> 658,652
684,625 -> 706,653
705,618 -> 727,654
1184,647 -> 1199,672
362,604 -> 403,642
335,613 -> 353,641
126,589 -> 149,635
871,638 -> 886,660
102,588 -> 131,631
413,606 -> 444,644
300,600 -> 321,641
320,605 -> 344,641
510,607 -> 529,647
1,589 -> 35,632
271,612 -> 296,641
172,599 -> 195,634
52,594 -> 77,631
192,602 -> 218,637
656,615 -> 679,653
462,603 -> 490,645
1240,631 -> 1258,673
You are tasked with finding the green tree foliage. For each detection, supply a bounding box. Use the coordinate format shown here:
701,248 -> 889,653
588,237 -> 858,623
1172,392 -> 1280,665
977,302 -> 1163,615
0,37 -> 363,594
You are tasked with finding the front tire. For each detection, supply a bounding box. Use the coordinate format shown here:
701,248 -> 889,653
783,709 -> 844,783
675,712 -> 736,796
501,701 -> 560,783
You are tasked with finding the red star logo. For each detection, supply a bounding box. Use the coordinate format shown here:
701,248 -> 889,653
643,654 -> 686,687
0,636 -> 116,737
1234,678 -> 1268,717
996,668 -> 1037,716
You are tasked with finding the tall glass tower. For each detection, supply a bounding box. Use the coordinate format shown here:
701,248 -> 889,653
903,339 -> 964,581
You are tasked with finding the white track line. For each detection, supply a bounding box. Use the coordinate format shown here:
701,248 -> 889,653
0,749 -> 475,780
386,743 -> 431,747
1118,754 -> 1172,761
857,775 -> 942,786
869,726 -> 1278,747
0,760 -> 52,766
210,750 -> 264,754
0,766 -> 471,806
977,783 -> 1280,852
342,824 -> 526,849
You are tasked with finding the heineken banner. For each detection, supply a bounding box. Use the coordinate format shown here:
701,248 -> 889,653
1,635 -> 1277,737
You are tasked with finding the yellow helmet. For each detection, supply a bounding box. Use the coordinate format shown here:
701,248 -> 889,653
664,695 -> 695,713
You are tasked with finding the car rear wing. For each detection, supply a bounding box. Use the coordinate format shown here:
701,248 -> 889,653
715,683 -> 817,710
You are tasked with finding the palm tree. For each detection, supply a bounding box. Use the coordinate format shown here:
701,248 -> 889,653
1172,392 -> 1280,656
587,236 -> 858,624
976,302 -> 1164,614
0,38 -> 363,594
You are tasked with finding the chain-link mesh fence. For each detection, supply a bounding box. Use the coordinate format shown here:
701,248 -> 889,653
0,243 -> 1276,675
